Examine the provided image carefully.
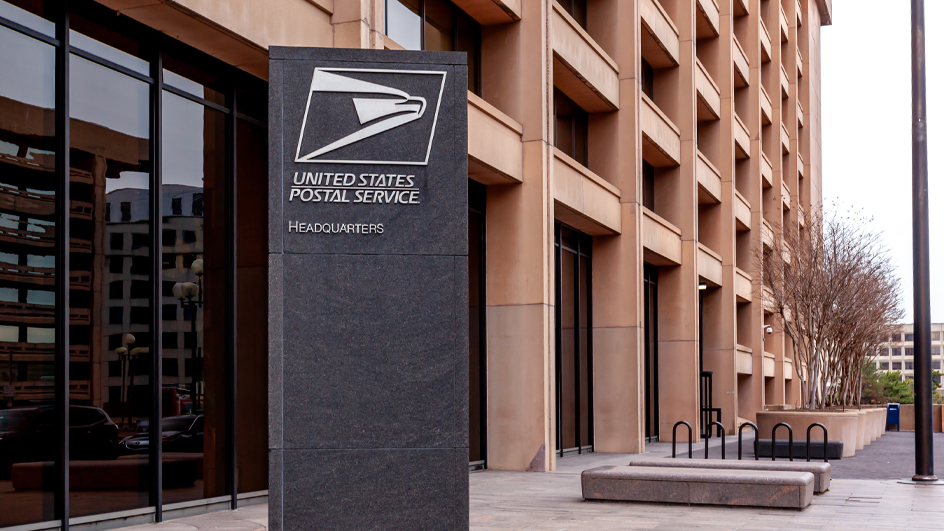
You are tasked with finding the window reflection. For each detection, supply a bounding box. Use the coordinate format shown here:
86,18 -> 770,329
0,18 -> 57,528
68,52 -> 152,517
385,0 -> 421,51
161,90 -> 227,502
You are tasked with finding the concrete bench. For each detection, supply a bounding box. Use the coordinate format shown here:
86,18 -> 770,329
629,459 -> 830,493
582,465 -> 814,510
755,439 -> 843,460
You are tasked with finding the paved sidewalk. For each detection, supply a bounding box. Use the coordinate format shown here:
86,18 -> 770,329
113,434 -> 944,531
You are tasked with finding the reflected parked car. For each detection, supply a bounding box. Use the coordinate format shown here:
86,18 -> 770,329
0,405 -> 119,478
118,414 -> 203,454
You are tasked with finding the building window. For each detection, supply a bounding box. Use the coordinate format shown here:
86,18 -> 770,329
642,161 -> 656,211
906,362 -> 914,371
110,233 -> 124,250
162,357 -> 179,377
162,332 -> 178,350
906,348 -> 914,357
893,348 -> 902,356
109,281 -> 123,300
105,202 -> 111,222
641,58 -> 655,100
191,193 -> 204,216
130,306 -> 150,325
109,257 -> 124,274
554,89 -> 589,167
881,362 -> 889,370
109,307 -> 123,325
162,304 -> 177,320
556,0 -> 587,28
906,333 -> 914,342
182,230 -> 197,243
120,201 -> 131,222
933,332 -> 940,341
171,197 -> 182,215
383,0 -> 482,94
933,361 -> 941,371
131,233 -> 149,250
162,229 -> 176,246
130,280 -> 149,299
130,256 -> 150,275
892,362 -> 901,370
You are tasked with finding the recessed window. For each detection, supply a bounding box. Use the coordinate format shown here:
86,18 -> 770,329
641,58 -> 655,100
384,0 -> 482,94
120,201 -> 131,222
553,89 -> 589,167
163,229 -> 176,246
906,333 -> 915,342
556,0 -> 587,29
642,161 -> 656,211
110,233 -> 124,250
109,281 -> 123,300
130,280 -> 149,299
171,197 -> 182,215
893,348 -> 902,356
109,307 -> 123,325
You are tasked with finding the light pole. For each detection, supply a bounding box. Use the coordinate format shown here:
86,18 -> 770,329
117,333 -> 136,430
910,0 -> 936,482
174,259 -> 203,412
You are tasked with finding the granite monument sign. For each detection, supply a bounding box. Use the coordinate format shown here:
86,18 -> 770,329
268,47 -> 469,530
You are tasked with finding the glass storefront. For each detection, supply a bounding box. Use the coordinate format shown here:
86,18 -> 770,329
554,224 -> 593,457
468,180 -> 486,470
0,1 -> 268,527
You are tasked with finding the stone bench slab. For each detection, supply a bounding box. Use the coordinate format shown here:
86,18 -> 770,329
630,458 -> 830,493
582,465 -> 814,510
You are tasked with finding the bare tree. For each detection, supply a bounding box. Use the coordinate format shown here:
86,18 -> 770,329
758,207 -> 903,409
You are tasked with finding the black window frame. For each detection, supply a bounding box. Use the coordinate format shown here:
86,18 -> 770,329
0,1 -> 267,527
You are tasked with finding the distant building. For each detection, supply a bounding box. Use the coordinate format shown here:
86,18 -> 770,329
876,323 -> 944,383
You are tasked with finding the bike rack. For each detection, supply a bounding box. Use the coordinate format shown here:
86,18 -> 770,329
772,422 -> 794,461
672,421 -> 693,459
706,421 -> 726,460
738,422 -> 759,460
806,422 -> 828,463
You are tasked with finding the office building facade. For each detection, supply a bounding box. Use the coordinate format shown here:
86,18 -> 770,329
0,0 -> 830,528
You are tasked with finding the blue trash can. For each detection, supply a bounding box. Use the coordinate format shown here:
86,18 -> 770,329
886,403 -> 900,431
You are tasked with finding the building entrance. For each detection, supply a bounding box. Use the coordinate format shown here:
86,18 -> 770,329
554,224 -> 592,457
644,264 -> 659,441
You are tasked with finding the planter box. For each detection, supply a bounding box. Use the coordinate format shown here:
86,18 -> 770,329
756,411 -> 859,458
896,404 -> 943,432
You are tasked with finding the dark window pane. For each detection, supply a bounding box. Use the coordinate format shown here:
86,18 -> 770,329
556,0 -> 586,28
109,281 -> 124,299
456,14 -> 481,94
162,357 -> 179,377
424,0 -> 456,52
163,229 -> 176,246
130,280 -> 149,299
191,193 -> 203,216
162,304 -> 177,320
554,89 -> 589,166
70,51 -> 152,515
906,333 -> 915,342
183,230 -> 197,243
641,59 -> 654,100
105,202 -> 111,222
131,232 -> 149,249
108,361 -> 122,377
642,162 -> 655,211
162,280 -> 176,297
129,306 -> 149,325
162,90 -> 226,500
109,256 -> 124,274
0,16 -> 58,527
162,332 -> 179,349
131,256 -> 150,275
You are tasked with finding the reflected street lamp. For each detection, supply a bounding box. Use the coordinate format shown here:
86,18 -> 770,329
174,259 -> 204,411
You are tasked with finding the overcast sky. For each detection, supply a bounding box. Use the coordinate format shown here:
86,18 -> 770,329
821,0 -> 944,323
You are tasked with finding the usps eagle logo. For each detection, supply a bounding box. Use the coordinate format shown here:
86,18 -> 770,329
294,68 -> 447,165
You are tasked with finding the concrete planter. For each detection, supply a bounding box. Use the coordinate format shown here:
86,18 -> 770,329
896,404 -> 943,432
756,411 -> 860,458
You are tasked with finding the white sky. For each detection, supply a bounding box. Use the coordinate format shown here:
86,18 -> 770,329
821,0 -> 944,323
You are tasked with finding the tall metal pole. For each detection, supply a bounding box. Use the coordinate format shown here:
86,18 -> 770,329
911,0 -> 936,482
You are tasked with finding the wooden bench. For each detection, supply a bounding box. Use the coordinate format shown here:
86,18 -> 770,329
630,458 -> 831,493
582,465 -> 814,510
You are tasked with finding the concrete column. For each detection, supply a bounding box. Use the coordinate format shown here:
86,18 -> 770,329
589,0 -> 646,454
332,0 -> 385,49
655,0 -> 701,442
481,0 -> 555,471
